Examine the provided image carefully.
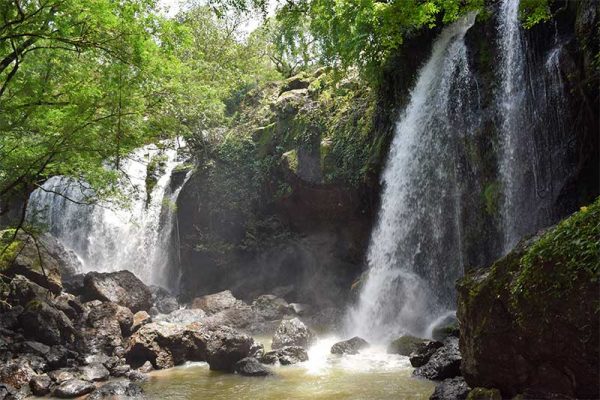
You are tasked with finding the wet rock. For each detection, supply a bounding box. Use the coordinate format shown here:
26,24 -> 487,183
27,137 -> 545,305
0,360 -> 36,390
126,370 -> 148,382
137,361 -> 154,374
414,337 -> 461,381
131,311 -> 151,333
251,295 -> 290,321
409,340 -> 444,367
271,318 -> 314,349
110,364 -> 131,377
430,377 -> 470,400
19,300 -> 76,346
150,286 -> 179,315
53,379 -> 95,398
466,387 -> 502,400
61,273 -> 85,296
125,322 -> 207,369
48,369 -> 79,385
431,315 -> 460,342
83,302 -> 129,356
79,363 -> 109,382
288,303 -> 310,316
387,335 -> 429,356
204,326 -> 256,372
21,341 -> 50,358
53,293 -> 84,321
84,271 -> 152,312
29,374 -> 52,396
330,337 -> 369,355
0,383 -> 18,400
234,357 -> 272,377
261,346 -> 308,365
190,290 -> 243,315
16,354 -> 47,374
87,381 -> 145,399
46,345 -> 72,369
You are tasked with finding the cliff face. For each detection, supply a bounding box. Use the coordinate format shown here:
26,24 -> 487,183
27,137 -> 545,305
174,0 -> 598,307
457,199 -> 599,398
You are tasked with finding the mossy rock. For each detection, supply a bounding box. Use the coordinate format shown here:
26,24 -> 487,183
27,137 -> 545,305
387,335 -> 427,356
466,388 -> 502,400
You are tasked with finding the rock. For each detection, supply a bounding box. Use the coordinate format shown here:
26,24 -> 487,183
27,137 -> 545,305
48,369 -> 79,384
271,318 -> 314,349
0,360 -> 35,390
409,340 -> 444,367
21,341 -> 50,357
29,374 -> 52,396
125,322 -> 207,369
457,204 -> 600,399
61,273 -> 85,296
430,315 -> 460,342
150,286 -> 179,315
53,379 -> 95,398
2,232 -> 63,294
16,354 -> 47,374
413,337 -> 461,381
251,294 -> 290,321
126,370 -> 148,382
204,326 -> 256,372
274,89 -> 308,116
83,302 -> 129,356
233,357 -> 272,377
131,311 -> 151,332
53,293 -> 84,321
387,335 -> 428,356
137,361 -> 154,374
154,309 -> 205,324
87,381 -> 145,399
79,363 -> 110,382
0,384 -> 17,400
280,74 -> 311,94
110,364 -> 131,378
288,303 -> 310,316
430,377 -> 470,400
330,337 -> 369,355
84,271 -> 152,312
261,346 -> 308,365
190,290 -> 243,315
19,299 -> 76,346
46,345 -> 72,369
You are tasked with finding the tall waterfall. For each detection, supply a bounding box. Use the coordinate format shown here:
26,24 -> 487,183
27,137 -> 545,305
27,141 -> 191,291
497,0 -> 575,252
345,13 -> 478,343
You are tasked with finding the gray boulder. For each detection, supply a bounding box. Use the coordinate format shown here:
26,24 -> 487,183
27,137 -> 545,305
79,363 -> 109,382
251,295 -> 291,321
190,290 -> 243,315
430,377 -> 470,400
413,337 -> 461,380
29,374 -> 52,396
261,346 -> 308,365
84,271 -> 152,312
53,379 -> 95,398
204,326 -> 257,372
330,337 -> 369,355
233,357 -> 272,377
87,381 -> 145,399
409,340 -> 444,367
272,318 -> 314,349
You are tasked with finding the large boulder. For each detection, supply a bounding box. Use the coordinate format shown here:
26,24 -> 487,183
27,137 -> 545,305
330,337 -> 369,355
79,363 -> 109,382
0,360 -> 35,390
261,346 -> 308,365
29,374 -> 52,396
190,290 -> 243,315
233,357 -> 272,377
124,322 -> 206,369
409,340 -> 444,368
87,381 -> 145,399
82,302 -> 131,356
150,286 -> 179,315
19,299 -> 76,346
84,271 -> 152,313
52,379 -> 95,398
430,377 -> 471,400
457,203 -> 600,399
271,318 -> 314,349
251,294 -> 291,321
204,326 -> 258,372
387,335 -> 428,356
413,337 -> 461,381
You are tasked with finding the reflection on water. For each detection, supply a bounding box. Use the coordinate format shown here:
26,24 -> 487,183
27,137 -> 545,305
143,336 -> 435,400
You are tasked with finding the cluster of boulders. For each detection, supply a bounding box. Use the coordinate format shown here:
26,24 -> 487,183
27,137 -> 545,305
0,233 -> 320,399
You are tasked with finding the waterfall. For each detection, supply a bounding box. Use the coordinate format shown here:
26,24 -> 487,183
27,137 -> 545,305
345,13 -> 478,343
497,0 -> 575,252
27,141 -> 191,291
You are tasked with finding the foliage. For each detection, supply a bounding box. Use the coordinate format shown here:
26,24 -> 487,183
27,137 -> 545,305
519,0 -> 552,29
512,198 -> 600,305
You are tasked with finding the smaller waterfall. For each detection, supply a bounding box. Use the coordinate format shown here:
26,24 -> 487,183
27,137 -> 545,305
497,0 -> 576,252
345,13 -> 478,343
27,141 -> 191,291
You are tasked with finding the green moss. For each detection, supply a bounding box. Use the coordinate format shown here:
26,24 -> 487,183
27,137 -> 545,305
0,229 -> 21,272
482,182 -> 501,216
511,197 -> 600,322
282,150 -> 298,173
386,335 -> 426,356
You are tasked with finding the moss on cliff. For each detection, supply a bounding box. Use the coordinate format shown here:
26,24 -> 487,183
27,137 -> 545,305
457,197 -> 600,398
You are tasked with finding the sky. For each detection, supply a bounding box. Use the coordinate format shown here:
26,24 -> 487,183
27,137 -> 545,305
157,0 -> 272,34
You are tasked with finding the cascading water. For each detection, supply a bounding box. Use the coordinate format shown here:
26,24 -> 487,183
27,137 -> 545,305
27,141 -> 191,291
497,0 -> 576,252
345,13 -> 478,343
